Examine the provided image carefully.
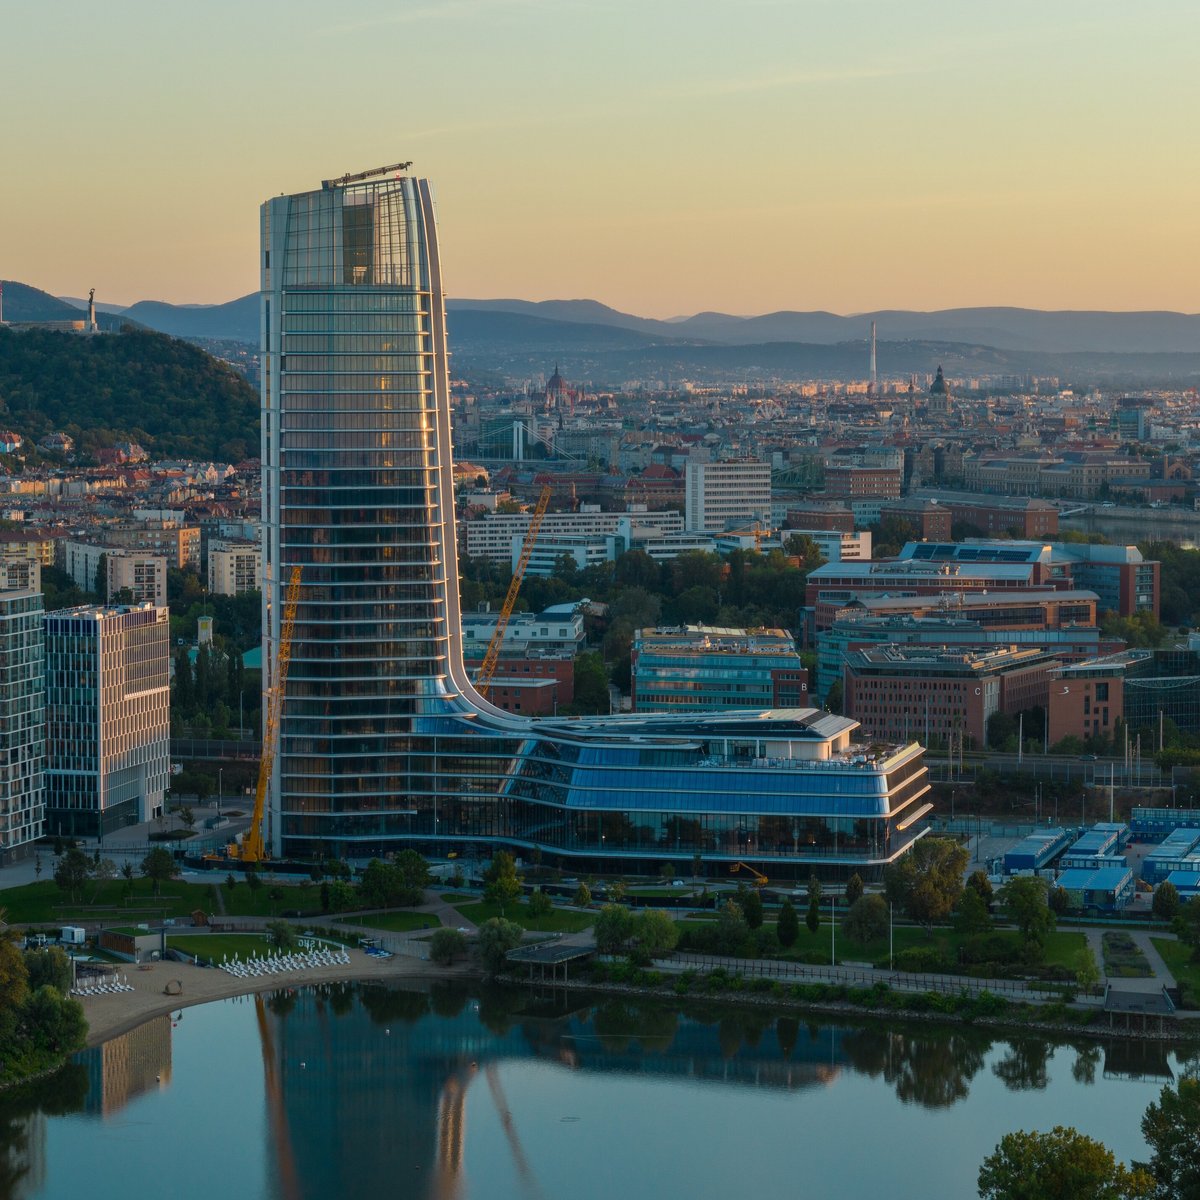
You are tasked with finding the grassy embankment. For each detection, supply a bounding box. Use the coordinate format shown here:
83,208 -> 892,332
2,878 -> 306,926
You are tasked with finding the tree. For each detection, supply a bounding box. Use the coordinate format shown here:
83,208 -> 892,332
659,861 -> 675,883
245,868 -> 264,897
430,928 -> 467,966
741,888 -> 764,930
571,651 -> 609,714
1075,947 -> 1101,996
594,904 -> 636,954
987,711 -> 1020,752
692,852 -> 703,881
527,889 -> 552,919
1002,876 -> 1056,950
1136,1076 -> 1200,1198
955,887 -> 993,936
574,881 -> 592,908
632,909 -> 678,962
777,898 -> 800,948
978,1126 -> 1154,1200
266,920 -> 296,951
53,849 -> 90,903
1049,885 -> 1071,917
24,946 -> 73,995
225,872 -> 238,896
178,805 -> 196,832
843,894 -> 888,945
845,873 -> 864,906
483,851 -> 522,916
478,917 -> 524,977
884,837 -> 968,936
140,847 -> 176,897
1176,896 -> 1200,962
806,875 -> 822,936
359,855 -> 428,909
608,880 -> 627,904
966,869 -> 994,907
714,900 -> 750,956
1152,881 -> 1180,921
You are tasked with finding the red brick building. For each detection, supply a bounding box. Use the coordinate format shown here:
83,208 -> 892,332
843,645 -> 1059,749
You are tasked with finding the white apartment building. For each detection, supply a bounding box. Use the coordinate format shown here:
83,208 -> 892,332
60,541 -> 166,606
108,551 -> 167,607
684,460 -> 772,532
0,558 -> 40,592
463,507 -> 683,564
787,529 -> 873,563
461,606 -> 587,658
208,540 -> 262,595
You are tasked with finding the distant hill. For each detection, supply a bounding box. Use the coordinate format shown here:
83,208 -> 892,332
120,293 -> 259,342
1,281 -> 128,332
452,300 -> 1200,355
58,295 -> 130,316
7,277 -> 1199,380
0,326 -> 257,461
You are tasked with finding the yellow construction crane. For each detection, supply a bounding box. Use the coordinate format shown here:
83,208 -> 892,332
729,860 -> 769,887
232,564 -> 301,863
476,484 -> 552,697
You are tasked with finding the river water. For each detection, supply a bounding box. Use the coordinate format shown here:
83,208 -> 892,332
3,983 -> 1194,1200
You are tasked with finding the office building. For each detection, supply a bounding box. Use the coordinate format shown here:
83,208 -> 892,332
43,604 -> 170,837
915,539 -> 1159,618
843,645 -> 1058,749
260,167 -> 931,877
0,588 -> 45,861
632,626 -> 808,713
815,612 -> 1108,701
684,460 -> 771,532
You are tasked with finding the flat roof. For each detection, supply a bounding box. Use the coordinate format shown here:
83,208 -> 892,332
506,941 -> 595,965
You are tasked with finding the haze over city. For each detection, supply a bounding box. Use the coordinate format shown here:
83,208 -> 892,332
6,0 -> 1199,316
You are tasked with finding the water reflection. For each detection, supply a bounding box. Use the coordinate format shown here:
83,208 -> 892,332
7,984 -> 1192,1200
0,1066 -> 87,1200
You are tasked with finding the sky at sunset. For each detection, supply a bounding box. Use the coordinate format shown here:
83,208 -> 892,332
5,0 -> 1198,317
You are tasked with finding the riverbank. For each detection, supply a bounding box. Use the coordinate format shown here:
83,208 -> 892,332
509,972 -> 1200,1046
79,951 -> 472,1047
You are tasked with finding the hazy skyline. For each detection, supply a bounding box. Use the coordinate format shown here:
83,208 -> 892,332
6,0 -> 1198,317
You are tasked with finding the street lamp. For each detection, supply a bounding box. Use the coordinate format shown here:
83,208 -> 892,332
217,768 -> 223,817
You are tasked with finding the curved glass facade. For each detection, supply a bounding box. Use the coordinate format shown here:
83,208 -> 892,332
262,172 -> 932,878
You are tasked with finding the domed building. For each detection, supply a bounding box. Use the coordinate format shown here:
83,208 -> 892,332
927,364 -> 953,418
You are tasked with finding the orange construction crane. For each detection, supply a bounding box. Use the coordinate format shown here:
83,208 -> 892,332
476,484 -> 552,697
232,564 -> 301,863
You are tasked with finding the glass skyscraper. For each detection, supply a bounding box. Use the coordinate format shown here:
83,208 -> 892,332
261,169 -> 932,878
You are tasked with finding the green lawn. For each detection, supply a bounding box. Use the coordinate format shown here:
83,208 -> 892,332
1150,938 -> 1200,1006
167,933 -> 273,963
0,879 -> 222,924
452,899 -> 595,933
1,875 -> 320,927
678,917 -> 1086,974
339,912 -> 440,933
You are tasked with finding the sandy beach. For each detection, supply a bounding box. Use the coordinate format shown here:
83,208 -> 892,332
79,952 -> 475,1047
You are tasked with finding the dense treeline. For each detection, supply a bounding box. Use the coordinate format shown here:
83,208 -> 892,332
0,327 -> 257,462
0,935 -> 86,1087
